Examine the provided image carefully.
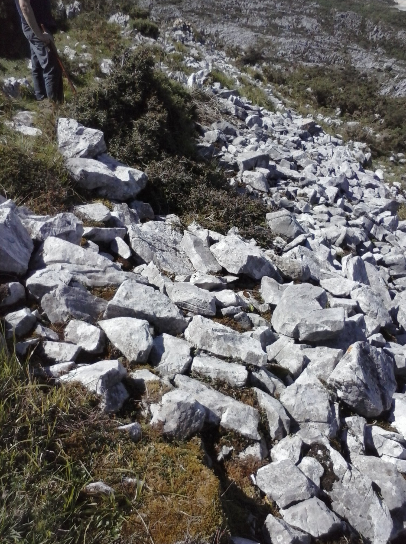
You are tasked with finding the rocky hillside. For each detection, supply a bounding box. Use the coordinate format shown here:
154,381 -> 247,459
1,3 -> 406,544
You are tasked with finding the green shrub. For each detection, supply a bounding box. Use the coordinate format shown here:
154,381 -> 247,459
67,47 -> 196,165
209,69 -> 236,89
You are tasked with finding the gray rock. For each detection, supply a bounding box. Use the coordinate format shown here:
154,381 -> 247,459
149,333 -> 192,378
263,514 -> 311,544
267,339 -> 310,379
185,315 -> 267,366
320,277 -> 360,297
300,346 -> 343,382
272,284 -> 344,342
150,389 -> 206,439
267,251 -> 311,283
110,237 -> 132,260
167,282 -> 216,316
41,281 -> 108,322
281,497 -> 345,539
256,459 -> 317,509
254,387 -> 290,440
83,227 -> 126,244
66,157 -> 147,200
64,320 -> 105,354
174,375 -> 261,440
74,202 -> 111,223
210,234 -> 277,280
117,422 -> 142,443
320,314 -> 367,351
99,317 -> 153,363
342,415 -> 367,457
57,118 -> 106,158
0,282 -> 26,309
341,255 -> 370,285
271,435 -> 303,464
297,457 -> 324,488
190,273 -> 227,291
83,481 -> 114,497
351,454 -> 406,539
26,267 -> 73,299
192,354 -> 248,387
260,276 -> 288,308
389,393 -> 406,439
350,285 -> 392,335
250,368 -> 286,397
365,425 -> 406,459
0,208 -> 33,275
180,231 -> 222,274
329,464 -> 393,544
19,212 -> 83,244
328,341 -> 396,417
266,210 -> 305,241
105,280 -> 188,335
40,340 -> 81,364
4,308 -> 36,339
128,221 -> 194,276
280,377 -> 339,438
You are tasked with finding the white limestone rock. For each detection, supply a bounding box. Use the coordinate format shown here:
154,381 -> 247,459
41,285 -> 107,324
210,234 -> 277,280
185,315 -> 267,366
40,340 -> 81,364
99,317 -> 153,363
192,355 -> 248,388
263,514 -> 311,544
166,282 -> 216,316
57,118 -> 106,158
254,388 -> 290,440
4,308 -> 36,339
0,282 -> 26,309
0,208 -> 33,276
105,280 -> 188,335
180,231 -> 222,274
149,333 -> 192,378
328,342 -> 396,417
64,320 -> 105,354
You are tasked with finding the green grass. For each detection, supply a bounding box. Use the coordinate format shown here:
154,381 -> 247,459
209,69 -> 236,90
0,341 -> 223,544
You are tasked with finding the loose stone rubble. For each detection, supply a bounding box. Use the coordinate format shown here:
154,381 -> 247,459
3,39 -> 406,541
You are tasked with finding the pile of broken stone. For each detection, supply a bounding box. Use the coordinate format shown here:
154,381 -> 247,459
1,111 -> 406,544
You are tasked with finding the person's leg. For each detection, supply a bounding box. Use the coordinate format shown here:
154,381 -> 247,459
21,22 -> 46,100
30,46 -> 47,100
22,22 -> 62,102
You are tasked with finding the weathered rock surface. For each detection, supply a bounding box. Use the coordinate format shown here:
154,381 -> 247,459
149,333 -> 192,377
185,315 -> 267,366
192,354 -> 248,387
99,317 -> 153,363
64,320 -> 105,354
0,208 -> 33,275
328,341 -> 396,417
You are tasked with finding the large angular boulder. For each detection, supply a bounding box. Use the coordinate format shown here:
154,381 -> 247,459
66,156 -> 147,200
180,231 -> 222,274
210,234 -> 277,280
185,315 -> 267,366
256,459 -> 317,509
41,285 -> 107,323
0,208 -> 33,276
174,375 -> 261,440
328,342 -> 396,417
266,210 -> 305,242
57,118 -> 107,158
271,284 -> 344,342
166,282 -> 216,316
19,212 -> 83,244
150,389 -> 206,440
149,334 -> 192,378
128,221 -> 194,276
99,317 -> 153,363
104,280 -> 188,335
281,497 -> 346,539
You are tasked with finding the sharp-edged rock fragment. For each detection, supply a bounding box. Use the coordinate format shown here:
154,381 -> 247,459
266,210 -> 305,241
263,514 -> 311,544
40,340 -> 81,364
104,280 -> 188,335
328,341 -> 396,417
0,208 -> 33,275
192,354 -> 248,387
64,320 -> 105,354
57,118 -> 106,158
185,315 -> 267,366
99,317 -> 153,363
254,388 -> 290,440
166,282 -> 216,316
180,231 -> 222,274
41,285 -> 108,324
149,333 -> 192,378
210,234 -> 277,280
281,497 -> 345,539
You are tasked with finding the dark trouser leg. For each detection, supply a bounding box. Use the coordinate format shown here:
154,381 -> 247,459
30,45 -> 46,100
22,22 -> 63,103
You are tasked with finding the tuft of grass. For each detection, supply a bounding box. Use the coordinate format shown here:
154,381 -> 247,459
209,69 -> 236,90
131,18 -> 159,39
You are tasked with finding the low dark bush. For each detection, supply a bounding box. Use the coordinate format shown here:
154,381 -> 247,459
131,18 -> 159,39
67,47 -> 196,165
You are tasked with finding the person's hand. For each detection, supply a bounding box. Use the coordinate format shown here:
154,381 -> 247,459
40,32 -> 51,45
